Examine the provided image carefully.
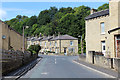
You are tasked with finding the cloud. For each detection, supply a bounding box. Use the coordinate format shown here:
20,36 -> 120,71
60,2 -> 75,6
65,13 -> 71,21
0,8 -> 7,19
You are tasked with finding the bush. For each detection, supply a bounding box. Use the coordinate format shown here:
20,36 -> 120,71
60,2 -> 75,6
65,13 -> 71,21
28,44 -> 41,55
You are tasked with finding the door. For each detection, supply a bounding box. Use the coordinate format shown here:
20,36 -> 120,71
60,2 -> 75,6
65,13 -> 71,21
55,48 -> 57,53
101,41 -> 106,56
64,48 -> 67,55
115,35 -> 120,58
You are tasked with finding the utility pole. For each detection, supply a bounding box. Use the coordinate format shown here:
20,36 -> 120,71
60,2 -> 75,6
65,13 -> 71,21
23,26 -> 29,53
23,26 -> 25,53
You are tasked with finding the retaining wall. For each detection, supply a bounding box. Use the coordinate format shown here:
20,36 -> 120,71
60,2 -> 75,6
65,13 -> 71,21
1,50 -> 38,75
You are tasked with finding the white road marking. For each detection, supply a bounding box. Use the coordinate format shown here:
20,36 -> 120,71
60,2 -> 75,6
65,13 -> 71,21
73,60 -> 116,78
41,72 -> 48,75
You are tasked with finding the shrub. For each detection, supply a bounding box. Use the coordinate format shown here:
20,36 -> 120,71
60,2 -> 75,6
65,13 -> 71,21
28,44 -> 41,55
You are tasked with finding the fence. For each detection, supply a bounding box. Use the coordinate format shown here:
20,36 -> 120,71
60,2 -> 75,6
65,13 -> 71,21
1,49 -> 38,75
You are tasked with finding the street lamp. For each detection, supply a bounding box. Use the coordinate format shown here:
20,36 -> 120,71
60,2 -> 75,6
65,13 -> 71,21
78,35 -> 83,54
23,26 -> 29,53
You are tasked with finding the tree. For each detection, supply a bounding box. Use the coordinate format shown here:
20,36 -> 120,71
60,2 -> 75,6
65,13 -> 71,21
28,44 -> 41,55
37,10 -> 51,25
26,15 -> 37,27
97,3 -> 109,11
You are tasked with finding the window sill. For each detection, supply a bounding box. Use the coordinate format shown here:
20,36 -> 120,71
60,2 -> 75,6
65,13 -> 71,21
101,33 -> 105,35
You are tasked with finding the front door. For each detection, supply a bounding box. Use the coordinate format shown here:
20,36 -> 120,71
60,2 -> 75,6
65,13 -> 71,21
115,35 -> 120,58
101,41 -> 106,56
55,48 -> 57,53
64,48 -> 67,55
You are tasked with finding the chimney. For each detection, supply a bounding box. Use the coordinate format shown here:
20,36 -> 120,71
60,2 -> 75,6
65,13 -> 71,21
48,35 -> 50,39
90,8 -> 97,14
39,33 -> 42,37
35,34 -> 38,38
53,34 -> 55,38
58,32 -> 60,38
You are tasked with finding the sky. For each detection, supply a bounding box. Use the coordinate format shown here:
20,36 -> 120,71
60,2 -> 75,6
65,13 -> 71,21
0,1 -> 109,21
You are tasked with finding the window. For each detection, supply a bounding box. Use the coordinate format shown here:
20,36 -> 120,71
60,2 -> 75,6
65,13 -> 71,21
40,42 -> 42,45
55,41 -> 57,46
45,42 -> 46,46
70,41 -> 73,46
50,42 -> 51,46
101,22 -> 105,34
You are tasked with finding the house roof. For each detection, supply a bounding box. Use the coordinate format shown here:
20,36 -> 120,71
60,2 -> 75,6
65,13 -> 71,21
27,34 -> 78,41
85,9 -> 109,20
51,34 -> 78,40
27,37 -> 43,41
42,36 -> 53,41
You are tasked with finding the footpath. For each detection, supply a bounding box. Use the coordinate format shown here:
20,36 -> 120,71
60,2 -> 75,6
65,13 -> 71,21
74,59 -> 118,78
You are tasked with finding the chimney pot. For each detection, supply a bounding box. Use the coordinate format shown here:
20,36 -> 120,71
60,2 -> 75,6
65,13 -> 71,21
90,8 -> 97,14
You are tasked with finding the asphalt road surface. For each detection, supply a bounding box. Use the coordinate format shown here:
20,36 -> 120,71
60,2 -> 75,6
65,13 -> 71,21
21,55 -> 114,78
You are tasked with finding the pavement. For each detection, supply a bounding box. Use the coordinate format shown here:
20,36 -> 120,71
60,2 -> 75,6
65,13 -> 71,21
19,55 -> 118,79
74,59 -> 118,78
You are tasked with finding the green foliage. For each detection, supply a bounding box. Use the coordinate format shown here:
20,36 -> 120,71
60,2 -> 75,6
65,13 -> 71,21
28,44 -> 41,54
97,3 -> 109,11
5,4 -> 107,54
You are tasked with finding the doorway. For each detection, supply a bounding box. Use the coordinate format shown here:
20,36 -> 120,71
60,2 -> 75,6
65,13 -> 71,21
101,41 -> 106,56
64,48 -> 67,55
115,35 -> 120,58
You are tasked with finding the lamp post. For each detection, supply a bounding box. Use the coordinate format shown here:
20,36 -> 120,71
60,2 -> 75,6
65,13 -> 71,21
23,26 -> 29,53
78,35 -> 83,54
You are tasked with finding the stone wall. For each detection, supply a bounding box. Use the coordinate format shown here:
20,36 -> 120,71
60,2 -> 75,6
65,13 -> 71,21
94,55 -> 113,69
1,50 -> 37,75
79,54 -> 86,62
86,51 -> 120,70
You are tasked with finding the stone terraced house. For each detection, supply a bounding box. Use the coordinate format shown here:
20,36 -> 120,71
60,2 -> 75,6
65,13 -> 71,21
27,34 -> 78,55
85,0 -> 120,60
0,20 -> 27,51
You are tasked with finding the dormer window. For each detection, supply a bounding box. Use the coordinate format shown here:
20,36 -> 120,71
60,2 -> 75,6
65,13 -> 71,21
101,22 -> 105,34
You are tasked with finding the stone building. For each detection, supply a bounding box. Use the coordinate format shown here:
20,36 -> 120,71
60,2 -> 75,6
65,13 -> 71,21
27,34 -> 78,55
0,20 -> 27,51
85,0 -> 120,60
49,34 -> 78,55
27,36 -> 43,49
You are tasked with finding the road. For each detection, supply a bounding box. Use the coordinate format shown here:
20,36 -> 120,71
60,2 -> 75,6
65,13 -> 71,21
21,55 -> 113,78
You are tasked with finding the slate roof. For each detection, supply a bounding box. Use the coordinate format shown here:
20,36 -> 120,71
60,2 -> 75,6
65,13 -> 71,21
42,36 -> 53,41
85,9 -> 109,20
51,34 -> 78,40
27,37 -> 43,41
27,35 -> 78,41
